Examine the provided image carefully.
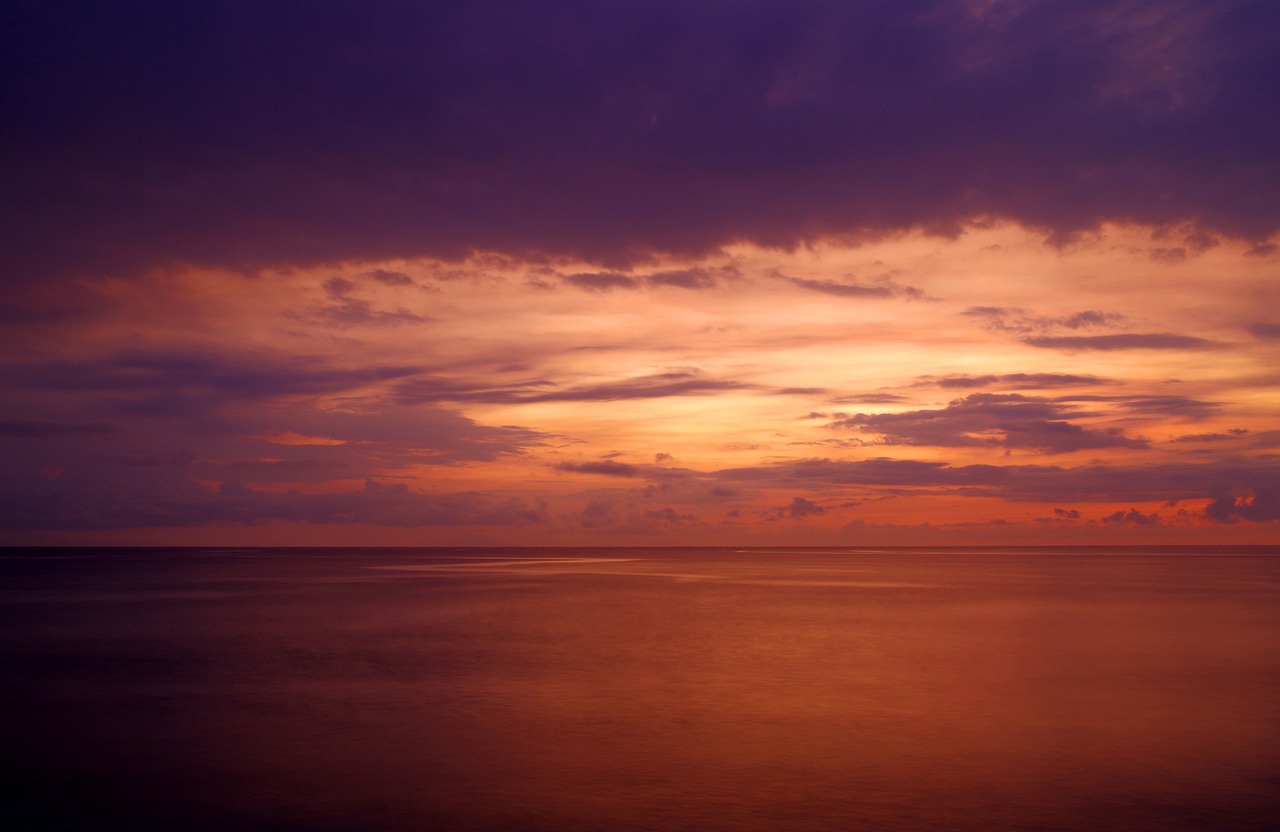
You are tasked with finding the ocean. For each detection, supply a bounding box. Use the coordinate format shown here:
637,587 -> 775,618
2,546 -> 1278,831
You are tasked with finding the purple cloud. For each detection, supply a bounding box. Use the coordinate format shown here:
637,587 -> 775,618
0,476 -> 548,531
563,272 -> 641,292
4,2 -> 1278,281
715,456 -> 1280,523
782,276 -> 897,298
553,460 -> 641,477
929,372 -> 1113,389
828,393 -> 1145,453
397,371 -> 754,405
1023,333 -> 1211,350
0,419 -> 122,438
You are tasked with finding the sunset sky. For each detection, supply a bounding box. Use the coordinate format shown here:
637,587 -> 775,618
2,0 -> 1278,545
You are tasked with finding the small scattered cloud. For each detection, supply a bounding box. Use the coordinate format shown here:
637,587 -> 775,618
1101,508 -> 1161,525
964,307 -> 1127,335
553,460 -> 641,477
781,273 -> 921,299
1024,333 -> 1210,350
828,392 -> 1145,453
646,268 -> 720,289
1149,247 -> 1187,263
1114,396 -> 1220,420
563,272 -> 641,292
765,496 -> 826,521
926,372 -> 1113,390
1170,432 -> 1244,443
366,269 -> 415,286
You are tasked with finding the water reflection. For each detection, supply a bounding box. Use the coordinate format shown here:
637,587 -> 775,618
2,548 -> 1278,831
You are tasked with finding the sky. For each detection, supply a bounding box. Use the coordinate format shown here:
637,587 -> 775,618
2,0 -> 1279,546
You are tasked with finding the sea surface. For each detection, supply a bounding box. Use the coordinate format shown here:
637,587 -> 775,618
2,546 -> 1278,831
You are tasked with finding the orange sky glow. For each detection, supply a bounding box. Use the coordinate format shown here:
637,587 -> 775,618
6,223 -> 1278,545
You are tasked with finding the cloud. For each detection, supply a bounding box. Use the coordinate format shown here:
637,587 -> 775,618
1249,323 -> 1280,339
827,393 -> 1145,453
1114,396 -> 1219,420
0,419 -> 122,438
1170,432 -> 1244,443
785,497 -> 825,519
646,269 -> 721,289
562,268 -> 725,291
829,393 -> 910,405
714,456 -> 1280,521
1205,478 -> 1280,523
563,272 -> 641,292
4,349 -> 424,419
297,275 -> 431,327
0,475 -> 548,531
5,2 -> 1278,281
644,507 -> 697,523
781,274 -> 920,299
396,370 -> 754,405
1101,508 -> 1161,525
553,460 -> 641,477
963,307 -> 1127,335
366,269 -> 415,286
927,372 -> 1113,390
1023,333 -> 1211,350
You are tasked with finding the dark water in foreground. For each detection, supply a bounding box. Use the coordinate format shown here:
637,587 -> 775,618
2,547 -> 1279,831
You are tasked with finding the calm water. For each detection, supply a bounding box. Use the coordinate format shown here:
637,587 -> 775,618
2,547 -> 1278,831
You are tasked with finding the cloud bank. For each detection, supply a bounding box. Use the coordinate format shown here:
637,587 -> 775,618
3,0 -> 1278,281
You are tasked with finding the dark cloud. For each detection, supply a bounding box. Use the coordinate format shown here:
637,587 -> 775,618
303,298 -> 431,328
1114,396 -> 1219,420
563,268 -> 724,291
828,392 -> 1145,453
553,460 -> 641,477
1205,476 -> 1280,523
563,272 -> 641,292
1023,333 -> 1211,350
963,307 -> 1128,335
1170,432 -> 1243,443
0,475 -> 547,531
397,370 -> 753,405
4,349 -> 423,416
646,269 -> 720,289
714,456 -> 1280,521
1101,508 -> 1161,525
928,372 -> 1112,390
829,393 -> 910,405
785,497 -> 825,519
781,275 -> 920,299
1249,322 -> 1280,339
0,419 -> 121,438
4,1 -> 1278,281
366,269 -> 415,286
645,507 -> 697,523
296,275 -> 431,327
1149,247 -> 1187,263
